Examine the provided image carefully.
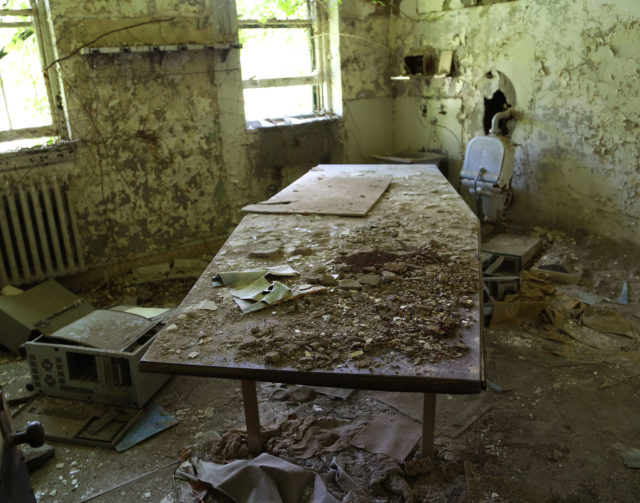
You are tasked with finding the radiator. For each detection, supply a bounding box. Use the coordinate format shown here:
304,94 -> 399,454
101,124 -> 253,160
0,177 -> 85,286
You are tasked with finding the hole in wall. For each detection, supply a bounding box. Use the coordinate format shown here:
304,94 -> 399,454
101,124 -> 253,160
477,70 -> 516,136
403,54 -> 436,76
483,89 -> 511,135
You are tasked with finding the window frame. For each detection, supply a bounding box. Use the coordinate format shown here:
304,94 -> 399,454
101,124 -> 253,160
0,0 -> 69,144
238,0 -> 332,121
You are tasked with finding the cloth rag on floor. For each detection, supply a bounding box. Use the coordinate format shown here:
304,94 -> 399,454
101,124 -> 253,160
268,416 -> 366,459
193,453 -> 338,503
490,271 -> 554,327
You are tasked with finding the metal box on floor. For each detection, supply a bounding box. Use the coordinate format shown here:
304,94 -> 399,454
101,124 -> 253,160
25,310 -> 170,408
482,234 -> 544,272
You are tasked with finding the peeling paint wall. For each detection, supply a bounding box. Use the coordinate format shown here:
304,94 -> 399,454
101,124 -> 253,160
389,0 -> 640,242
340,1 -> 396,162
0,0 -> 344,272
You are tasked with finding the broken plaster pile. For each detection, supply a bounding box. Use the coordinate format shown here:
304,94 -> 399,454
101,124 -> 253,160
233,240 -> 477,371
156,211 -> 479,374
147,164 -> 482,376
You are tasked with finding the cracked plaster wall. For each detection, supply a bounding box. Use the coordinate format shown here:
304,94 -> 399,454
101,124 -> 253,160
0,0 -> 344,272
388,0 -> 640,243
340,1 -> 396,162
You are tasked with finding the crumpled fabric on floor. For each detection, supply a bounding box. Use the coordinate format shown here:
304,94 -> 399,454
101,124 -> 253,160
193,452 -> 338,503
490,271 -> 555,327
268,416 -> 366,459
581,306 -> 635,336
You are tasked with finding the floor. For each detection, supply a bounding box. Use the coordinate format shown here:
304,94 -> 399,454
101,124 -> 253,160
4,227 -> 640,502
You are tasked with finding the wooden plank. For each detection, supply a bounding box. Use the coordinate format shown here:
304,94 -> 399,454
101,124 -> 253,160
242,170 -> 392,217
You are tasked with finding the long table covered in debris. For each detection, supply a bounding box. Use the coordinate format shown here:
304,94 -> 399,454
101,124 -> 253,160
140,164 -> 484,457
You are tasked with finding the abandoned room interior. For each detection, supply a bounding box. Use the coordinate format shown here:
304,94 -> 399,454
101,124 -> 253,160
1,0 -> 640,501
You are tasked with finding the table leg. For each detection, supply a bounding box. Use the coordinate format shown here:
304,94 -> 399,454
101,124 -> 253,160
241,380 -> 262,455
422,393 -> 436,458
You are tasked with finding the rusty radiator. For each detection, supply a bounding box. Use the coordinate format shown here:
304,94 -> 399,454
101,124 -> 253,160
0,177 -> 85,287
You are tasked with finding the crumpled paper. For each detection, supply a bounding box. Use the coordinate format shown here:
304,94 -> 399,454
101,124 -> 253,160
211,266 -> 298,314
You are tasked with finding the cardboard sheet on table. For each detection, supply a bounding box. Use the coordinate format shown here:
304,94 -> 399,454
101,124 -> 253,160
242,172 -> 392,217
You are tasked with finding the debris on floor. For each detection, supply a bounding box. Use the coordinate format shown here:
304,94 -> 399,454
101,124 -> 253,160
482,233 -> 544,272
0,279 -> 93,353
130,258 -> 210,284
115,405 -> 178,452
614,280 -> 629,305
22,442 -> 55,473
483,237 -> 637,342
350,414 -> 421,460
4,228 -> 640,502
269,415 -> 366,459
0,280 -> 179,456
489,271 -> 554,327
27,309 -> 168,402
620,447 -> 640,469
581,306 -> 635,336
178,453 -> 338,503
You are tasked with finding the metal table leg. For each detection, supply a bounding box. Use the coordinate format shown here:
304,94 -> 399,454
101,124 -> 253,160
422,393 -> 436,458
241,380 -> 262,455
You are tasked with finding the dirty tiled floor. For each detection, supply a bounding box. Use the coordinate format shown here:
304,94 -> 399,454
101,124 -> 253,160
4,228 -> 640,502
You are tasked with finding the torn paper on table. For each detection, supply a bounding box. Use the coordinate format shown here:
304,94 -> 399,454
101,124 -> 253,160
211,265 -> 325,314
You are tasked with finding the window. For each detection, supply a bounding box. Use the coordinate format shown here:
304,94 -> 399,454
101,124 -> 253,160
237,0 -> 338,126
0,0 -> 61,151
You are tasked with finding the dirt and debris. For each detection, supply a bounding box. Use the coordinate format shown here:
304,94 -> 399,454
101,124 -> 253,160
231,242 -> 478,371
145,171 -> 482,377
4,227 -> 640,502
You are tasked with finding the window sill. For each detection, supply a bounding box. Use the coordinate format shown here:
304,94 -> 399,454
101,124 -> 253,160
246,113 -> 341,131
0,140 -> 79,173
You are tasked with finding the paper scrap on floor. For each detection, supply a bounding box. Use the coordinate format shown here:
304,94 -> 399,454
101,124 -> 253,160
350,414 -> 421,461
115,404 -> 178,452
370,391 -> 491,439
